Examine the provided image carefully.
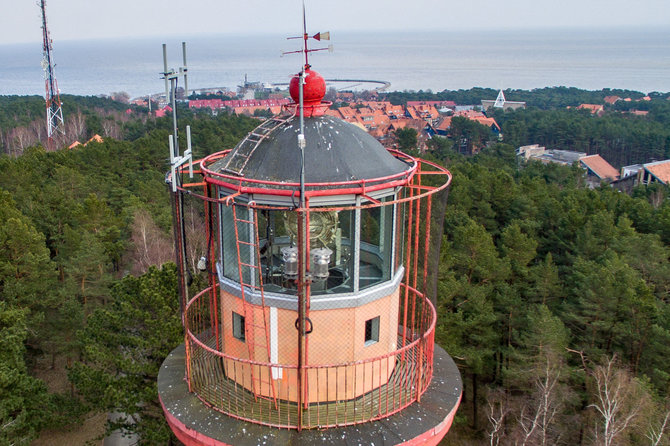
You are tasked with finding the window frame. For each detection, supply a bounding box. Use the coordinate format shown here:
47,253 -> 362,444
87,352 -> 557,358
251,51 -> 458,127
364,316 -> 380,346
232,311 -> 246,342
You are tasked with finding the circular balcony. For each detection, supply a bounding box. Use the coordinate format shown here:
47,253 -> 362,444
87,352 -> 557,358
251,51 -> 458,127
183,282 -> 437,429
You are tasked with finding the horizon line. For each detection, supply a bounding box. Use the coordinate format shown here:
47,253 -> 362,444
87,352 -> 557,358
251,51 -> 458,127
3,24 -> 669,46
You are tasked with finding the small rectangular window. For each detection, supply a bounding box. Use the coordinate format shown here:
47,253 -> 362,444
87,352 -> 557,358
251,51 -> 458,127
233,312 -> 245,342
365,316 -> 380,346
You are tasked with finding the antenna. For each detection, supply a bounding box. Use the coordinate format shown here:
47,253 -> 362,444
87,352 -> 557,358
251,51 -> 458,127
161,42 -> 192,183
40,0 -> 65,148
182,41 -> 189,100
161,42 -> 193,323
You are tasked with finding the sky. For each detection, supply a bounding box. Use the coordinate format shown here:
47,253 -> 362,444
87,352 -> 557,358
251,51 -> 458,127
2,0 -> 669,45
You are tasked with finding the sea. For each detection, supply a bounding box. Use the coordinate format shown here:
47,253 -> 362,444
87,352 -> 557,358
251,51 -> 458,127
1,28 -> 669,99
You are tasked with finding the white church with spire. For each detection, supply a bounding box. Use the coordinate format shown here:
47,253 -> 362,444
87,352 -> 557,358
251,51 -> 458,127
481,89 -> 526,110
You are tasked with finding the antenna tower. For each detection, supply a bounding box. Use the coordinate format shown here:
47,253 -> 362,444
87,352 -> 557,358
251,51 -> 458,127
40,0 -> 65,145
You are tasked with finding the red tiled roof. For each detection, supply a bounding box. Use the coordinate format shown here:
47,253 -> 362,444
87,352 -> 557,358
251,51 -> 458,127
388,118 -> 425,132
577,104 -> 603,111
86,134 -> 103,145
384,105 -> 405,116
358,101 -> 392,110
406,105 -> 440,120
644,160 -> 670,184
603,96 -> 620,105
579,155 -> 619,181
155,106 -> 171,117
325,109 -> 341,118
189,98 -> 290,110
368,127 -> 386,139
232,105 -> 283,116
407,100 -> 456,108
434,114 -> 500,132
435,117 -> 452,131
470,116 -> 501,132
454,110 -> 485,118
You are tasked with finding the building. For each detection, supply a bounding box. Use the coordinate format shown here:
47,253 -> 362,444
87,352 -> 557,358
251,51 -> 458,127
576,104 -> 604,116
579,154 -> 620,187
620,164 -> 644,179
159,60 -> 462,445
481,90 -> 526,111
518,145 -> 624,188
603,95 -> 621,105
639,159 -> 670,185
517,145 -> 586,165
189,98 -> 291,113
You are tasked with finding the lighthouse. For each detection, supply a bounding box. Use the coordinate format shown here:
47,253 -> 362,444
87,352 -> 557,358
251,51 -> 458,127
158,37 -> 461,446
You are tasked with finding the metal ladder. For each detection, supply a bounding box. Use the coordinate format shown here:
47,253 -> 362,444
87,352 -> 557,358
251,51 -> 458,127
221,116 -> 289,176
231,203 -> 278,407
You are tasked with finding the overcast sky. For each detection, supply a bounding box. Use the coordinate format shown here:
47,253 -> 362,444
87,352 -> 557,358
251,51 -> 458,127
2,0 -> 669,45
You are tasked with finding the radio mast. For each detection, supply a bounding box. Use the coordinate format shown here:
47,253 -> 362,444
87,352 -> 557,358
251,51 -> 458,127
40,0 -> 65,146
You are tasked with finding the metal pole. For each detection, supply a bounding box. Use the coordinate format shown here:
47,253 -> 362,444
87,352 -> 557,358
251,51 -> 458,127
299,69 -> 305,208
171,77 -> 179,157
162,44 -> 169,103
182,41 -> 189,99
296,68 -> 306,431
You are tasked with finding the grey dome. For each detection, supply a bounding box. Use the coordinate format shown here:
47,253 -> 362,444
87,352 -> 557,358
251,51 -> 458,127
209,115 -> 411,185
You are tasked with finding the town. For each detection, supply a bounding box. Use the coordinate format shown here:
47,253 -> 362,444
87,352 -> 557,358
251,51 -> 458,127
131,85 -> 670,192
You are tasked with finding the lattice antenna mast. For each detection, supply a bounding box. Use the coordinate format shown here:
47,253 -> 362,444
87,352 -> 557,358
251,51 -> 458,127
40,0 -> 65,142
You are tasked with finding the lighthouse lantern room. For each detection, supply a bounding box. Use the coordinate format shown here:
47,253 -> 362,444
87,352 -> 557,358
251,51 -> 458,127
158,28 -> 461,446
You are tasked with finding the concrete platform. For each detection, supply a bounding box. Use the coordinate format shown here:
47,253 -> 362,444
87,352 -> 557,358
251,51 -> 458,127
158,344 -> 462,446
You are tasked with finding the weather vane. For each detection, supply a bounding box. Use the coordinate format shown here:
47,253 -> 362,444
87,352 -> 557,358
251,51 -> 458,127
282,1 -> 332,69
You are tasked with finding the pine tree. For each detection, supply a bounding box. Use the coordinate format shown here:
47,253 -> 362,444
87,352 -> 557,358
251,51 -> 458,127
68,264 -> 182,444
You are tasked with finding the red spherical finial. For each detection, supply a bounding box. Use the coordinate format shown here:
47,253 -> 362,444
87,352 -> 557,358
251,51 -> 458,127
289,67 -> 326,106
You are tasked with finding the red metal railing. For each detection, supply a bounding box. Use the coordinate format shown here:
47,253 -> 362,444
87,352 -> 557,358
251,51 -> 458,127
172,149 -> 451,430
183,282 -> 436,429
198,149 -> 419,198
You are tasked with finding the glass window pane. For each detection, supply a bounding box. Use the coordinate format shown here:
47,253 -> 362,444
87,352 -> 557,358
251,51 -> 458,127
359,197 -> 394,290
221,204 -> 238,281
258,210 -> 296,294
311,209 -> 354,295
221,205 -> 252,284
233,312 -> 245,342
249,209 -> 356,295
365,316 -> 380,345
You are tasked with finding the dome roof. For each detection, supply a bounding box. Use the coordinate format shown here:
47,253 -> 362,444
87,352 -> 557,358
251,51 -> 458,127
208,115 -> 412,187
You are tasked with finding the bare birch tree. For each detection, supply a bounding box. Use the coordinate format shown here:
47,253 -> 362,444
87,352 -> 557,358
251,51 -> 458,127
66,110 -> 87,142
102,118 -> 121,139
646,402 -> 670,446
487,388 -> 509,446
9,126 -> 34,155
29,119 -> 46,147
589,355 -> 650,446
129,208 -> 173,275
